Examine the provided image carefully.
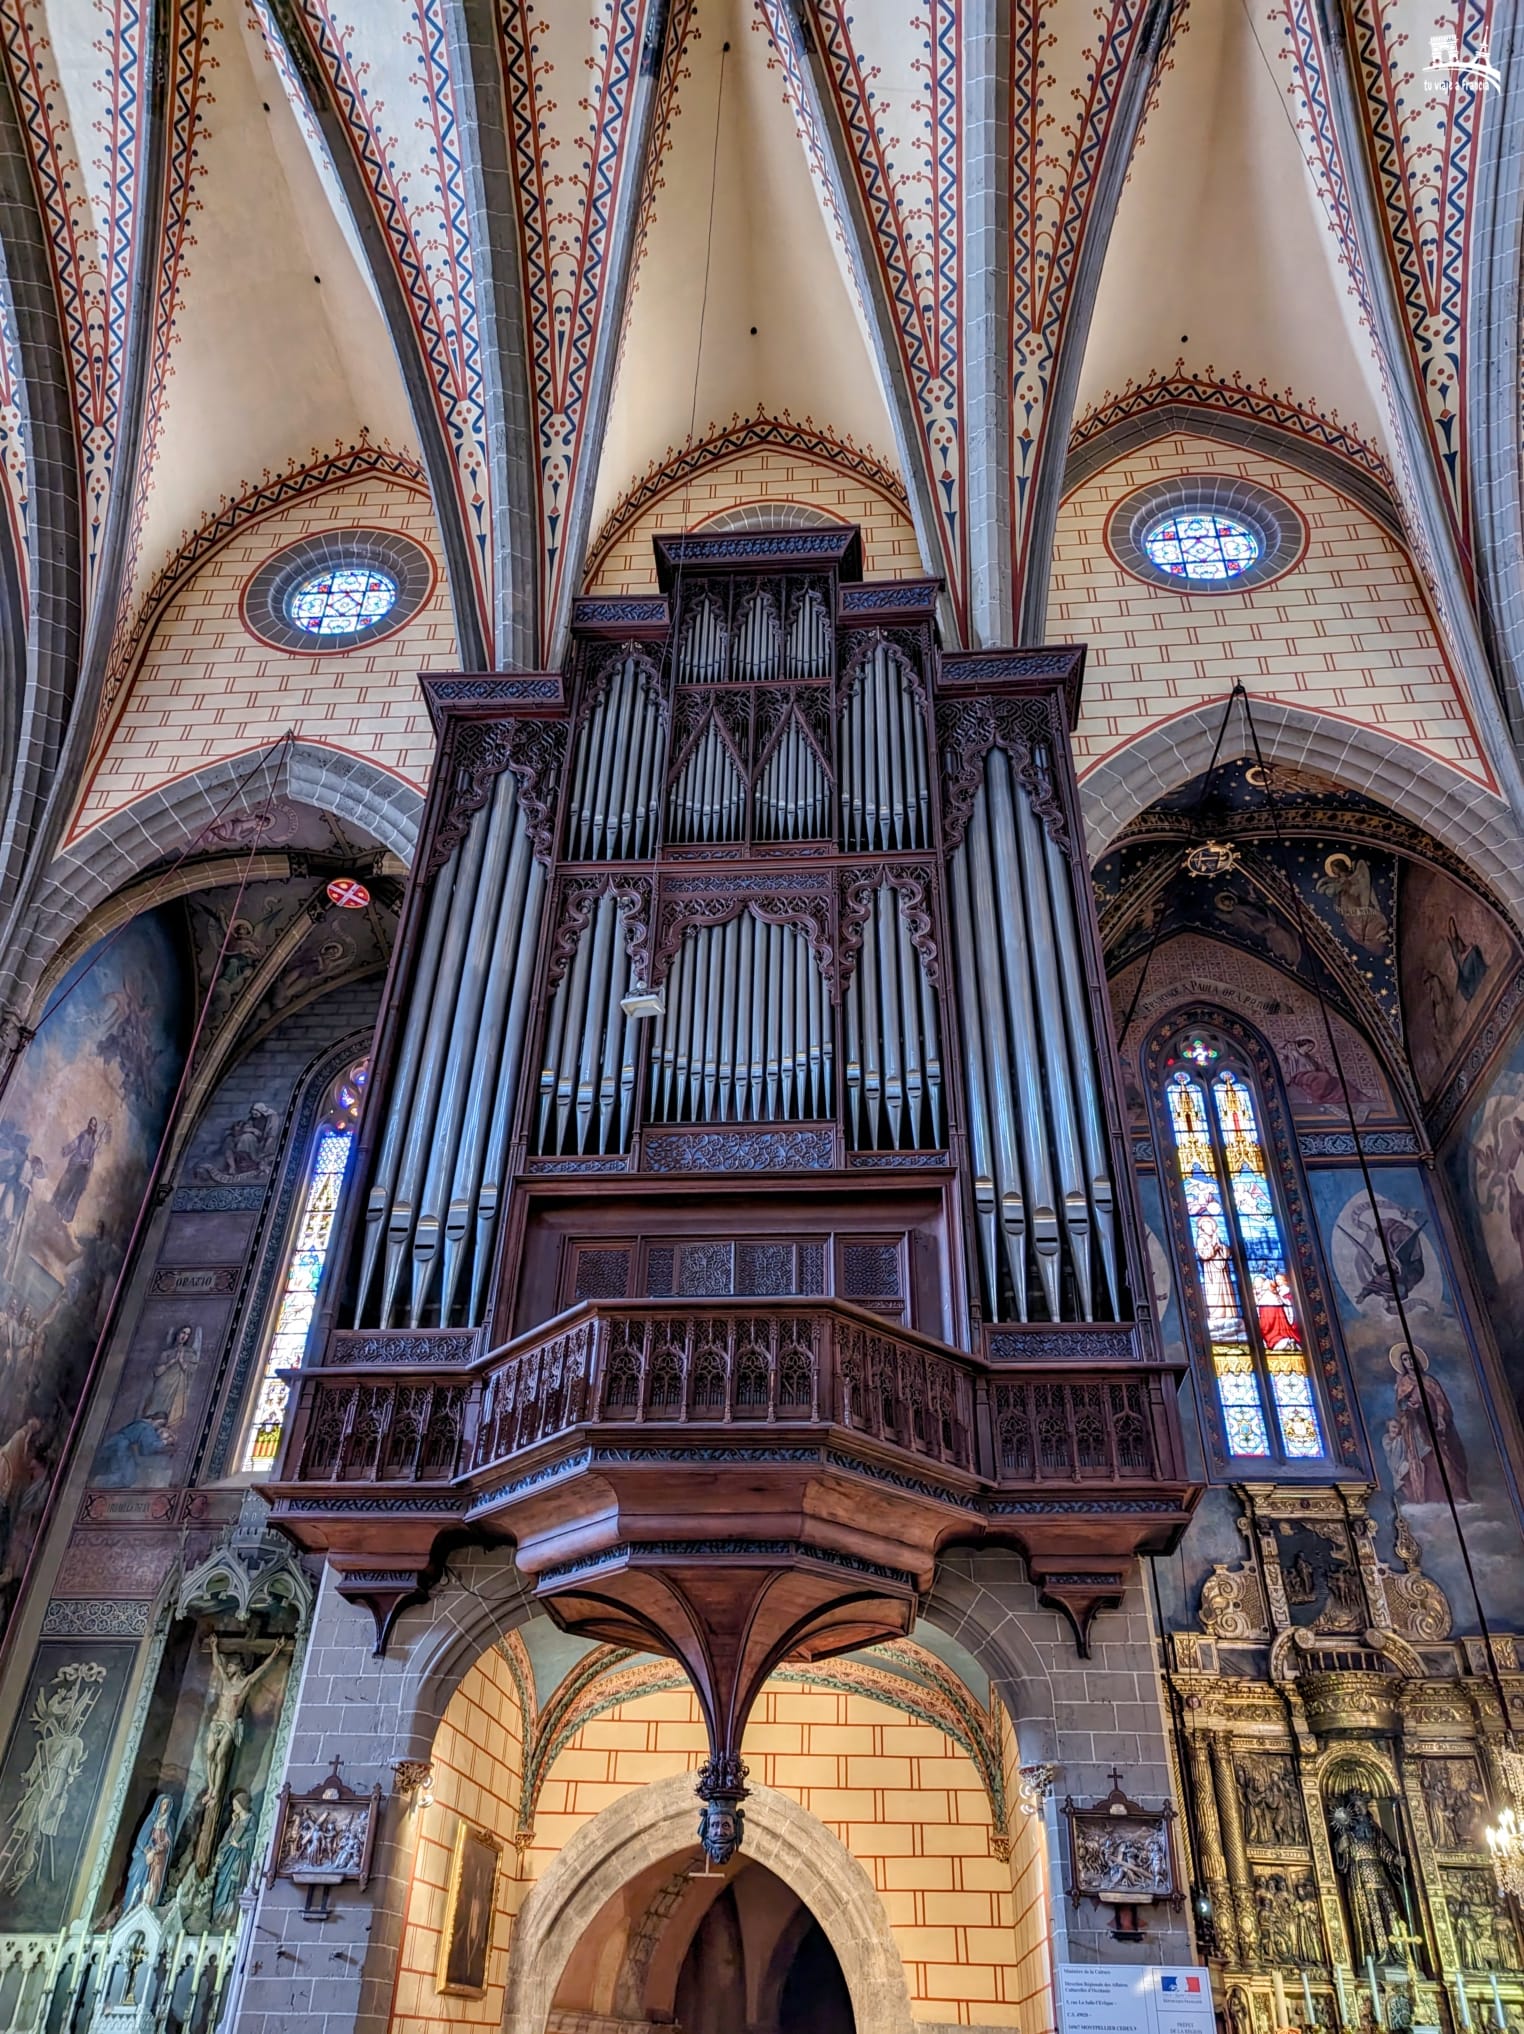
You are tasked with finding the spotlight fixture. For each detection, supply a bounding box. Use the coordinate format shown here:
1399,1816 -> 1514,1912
620,988 -> 665,1020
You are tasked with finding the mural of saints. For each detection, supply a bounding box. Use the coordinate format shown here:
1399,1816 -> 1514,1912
0,912 -> 185,1640
92,1323 -> 206,1489
1384,1345 -> 1470,1505
1313,1166 -> 1524,1625
0,1649 -> 134,1929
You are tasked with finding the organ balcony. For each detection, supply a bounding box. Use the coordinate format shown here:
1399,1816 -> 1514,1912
268,530 -> 1201,1863
268,1300 -> 1193,1744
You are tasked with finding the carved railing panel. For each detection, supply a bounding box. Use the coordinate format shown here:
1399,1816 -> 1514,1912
991,1376 -> 1161,1482
295,1378 -> 472,1483
280,1302 -> 1182,1498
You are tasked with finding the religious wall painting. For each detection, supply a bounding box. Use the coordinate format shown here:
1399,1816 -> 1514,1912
1399,864 -> 1518,1101
1110,936 -> 1397,1126
1271,838 -> 1400,1029
0,911 -> 187,1639
1443,1025 -> 1524,1381
437,1819 -> 501,1997
187,884 -> 311,1040
247,900 -> 393,1037
89,1298 -> 232,1491
190,1102 -> 282,1188
1309,1166 -> 1524,1625
0,1643 -> 136,1931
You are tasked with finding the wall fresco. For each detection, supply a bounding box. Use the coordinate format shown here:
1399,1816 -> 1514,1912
1443,1021 -> 1524,1410
0,1643 -> 136,1932
0,912 -> 187,1640
1399,863 -> 1519,1102
1309,1164 -> 1524,1627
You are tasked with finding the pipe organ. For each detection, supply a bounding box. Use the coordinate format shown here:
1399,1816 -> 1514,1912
275,529 -> 1195,1865
319,522 -> 1162,1358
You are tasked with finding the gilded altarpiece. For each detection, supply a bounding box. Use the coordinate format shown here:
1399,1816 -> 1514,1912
1169,1483 -> 1521,2034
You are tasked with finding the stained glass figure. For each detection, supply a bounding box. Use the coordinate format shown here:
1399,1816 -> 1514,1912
1143,512 -> 1260,582
288,565 -> 398,635
1164,1056 -> 1325,1461
241,1063 -> 366,1471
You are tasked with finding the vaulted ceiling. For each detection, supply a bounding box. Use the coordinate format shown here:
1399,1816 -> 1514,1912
0,0 -> 1521,1027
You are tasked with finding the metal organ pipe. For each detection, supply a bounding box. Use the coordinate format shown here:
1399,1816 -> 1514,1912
840,644 -> 929,852
565,655 -> 664,859
678,592 -> 728,683
1039,772 -> 1118,1310
843,883 -> 944,1152
459,843 -> 544,1324
733,588 -> 781,679
376,791 -> 493,1326
647,913 -> 831,1122
532,890 -> 638,1159
669,714 -> 745,843
357,772 -> 549,1331
408,770 -> 518,1320
786,586 -> 831,678
950,747 -> 1119,1324
754,711 -> 828,840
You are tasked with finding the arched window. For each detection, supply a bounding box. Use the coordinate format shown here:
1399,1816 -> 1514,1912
1160,1034 -> 1325,1461
240,1059 -> 367,1471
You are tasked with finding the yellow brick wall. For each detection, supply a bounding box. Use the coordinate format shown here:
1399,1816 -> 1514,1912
73,477 -> 455,842
389,1644 -> 526,2034
586,450 -> 924,592
1054,433 -> 1492,791
998,1702 -> 1055,2034
519,1675 -> 1040,2030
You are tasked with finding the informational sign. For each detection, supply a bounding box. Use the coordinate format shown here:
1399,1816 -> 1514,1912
1058,1965 -> 1217,2034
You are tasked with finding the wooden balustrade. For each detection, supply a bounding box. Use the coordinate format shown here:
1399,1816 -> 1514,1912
279,1299 -> 1183,1494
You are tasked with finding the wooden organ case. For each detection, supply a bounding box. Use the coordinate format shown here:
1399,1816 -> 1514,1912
269,530 -> 1199,1862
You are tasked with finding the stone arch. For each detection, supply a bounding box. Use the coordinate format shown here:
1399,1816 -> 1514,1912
1076,697 -> 1524,932
1062,404 -> 1404,541
923,1554 -> 1060,1761
0,743 -> 424,1020
503,1773 -> 916,2034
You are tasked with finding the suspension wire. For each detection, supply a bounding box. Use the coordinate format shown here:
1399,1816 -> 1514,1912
1115,684 -> 1242,1055
1233,688 -> 1517,1746
2,732 -> 297,1663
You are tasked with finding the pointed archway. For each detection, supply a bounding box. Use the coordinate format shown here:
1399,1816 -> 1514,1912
502,1774 -> 915,2034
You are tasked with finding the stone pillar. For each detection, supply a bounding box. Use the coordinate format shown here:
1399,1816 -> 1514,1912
1185,1725 -> 1239,1964
1212,1733 -> 1259,1963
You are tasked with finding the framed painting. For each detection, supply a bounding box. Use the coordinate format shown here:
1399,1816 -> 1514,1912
437,1819 -> 501,1997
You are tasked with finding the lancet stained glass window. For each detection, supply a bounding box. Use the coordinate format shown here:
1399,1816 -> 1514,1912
1164,1046 -> 1324,1460
288,565 -> 398,636
241,1062 -> 366,1471
1143,511 -> 1260,582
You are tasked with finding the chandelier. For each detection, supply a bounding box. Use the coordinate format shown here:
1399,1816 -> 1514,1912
1486,1807 -> 1524,1902
1484,1734 -> 1524,1901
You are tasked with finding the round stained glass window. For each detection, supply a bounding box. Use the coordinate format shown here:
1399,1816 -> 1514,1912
1142,511 -> 1261,582
288,565 -> 399,636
